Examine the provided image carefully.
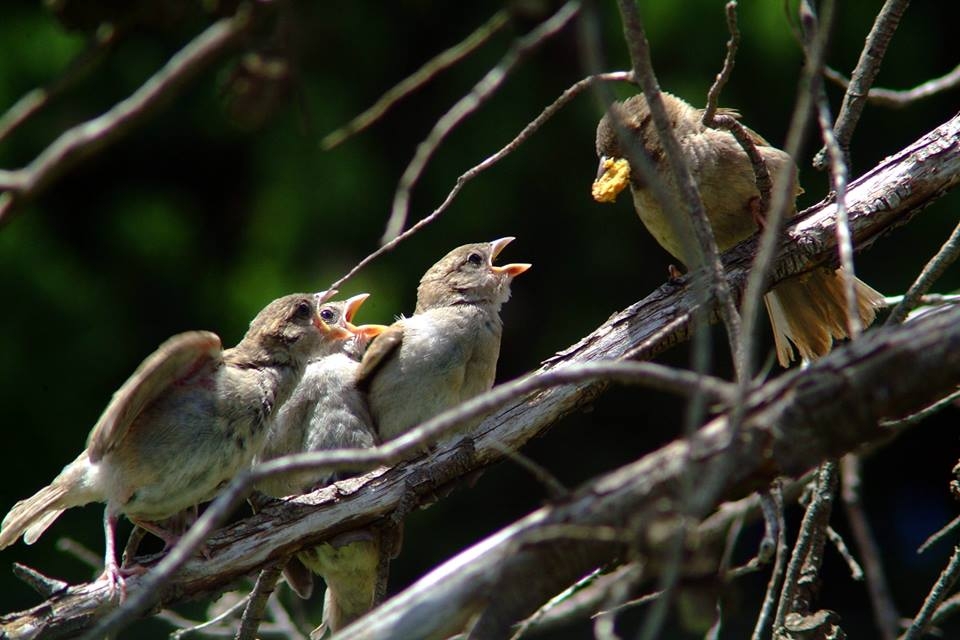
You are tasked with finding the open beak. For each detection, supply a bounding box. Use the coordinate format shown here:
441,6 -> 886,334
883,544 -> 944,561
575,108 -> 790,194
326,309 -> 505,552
353,324 -> 389,340
340,293 -> 387,340
489,237 -> 531,278
343,293 -> 371,323
591,156 -> 631,203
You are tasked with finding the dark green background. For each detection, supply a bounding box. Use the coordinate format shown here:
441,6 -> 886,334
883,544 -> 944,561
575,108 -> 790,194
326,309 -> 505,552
1,1 -> 959,636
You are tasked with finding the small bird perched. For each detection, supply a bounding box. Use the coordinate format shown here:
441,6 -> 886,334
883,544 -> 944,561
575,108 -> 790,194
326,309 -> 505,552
0,291 -> 344,596
252,293 -> 388,632
357,237 -> 531,441
593,92 -> 884,366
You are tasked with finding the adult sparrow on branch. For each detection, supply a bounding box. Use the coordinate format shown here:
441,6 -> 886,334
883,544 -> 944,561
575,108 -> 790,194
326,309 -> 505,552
593,93 -> 884,365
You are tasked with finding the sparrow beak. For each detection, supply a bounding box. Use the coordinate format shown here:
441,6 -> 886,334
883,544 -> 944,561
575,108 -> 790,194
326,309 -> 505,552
488,237 -> 531,278
489,236 -> 515,259
343,293 -> 371,323
591,156 -> 631,203
354,323 -> 389,339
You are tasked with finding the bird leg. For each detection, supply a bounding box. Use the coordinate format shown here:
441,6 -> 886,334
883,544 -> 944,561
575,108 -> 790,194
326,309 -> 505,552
748,195 -> 768,230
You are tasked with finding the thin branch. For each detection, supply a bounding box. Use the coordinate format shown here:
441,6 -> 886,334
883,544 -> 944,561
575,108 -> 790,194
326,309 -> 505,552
751,482 -> 788,640
323,68 -> 633,296
774,462 -> 839,631
234,563 -> 282,640
902,545 -> 960,640
0,4 -> 267,228
931,592 -> 960,628
735,0 -> 830,381
826,526 -> 864,581
919,514 -> 960,556
824,63 -> 960,109
167,593 -> 250,639
813,0 -> 911,169
382,1 -> 580,243
842,454 -> 900,640
0,27 -> 119,144
814,68 -> 862,338
886,220 -> 960,325
614,0 -> 743,372
881,388 -> 960,429
320,10 -> 511,150
702,1 -> 740,125
700,3 -> 774,255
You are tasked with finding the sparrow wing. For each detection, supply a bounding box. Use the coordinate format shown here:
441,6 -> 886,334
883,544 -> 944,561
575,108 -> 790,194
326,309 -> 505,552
355,324 -> 404,389
87,331 -> 223,462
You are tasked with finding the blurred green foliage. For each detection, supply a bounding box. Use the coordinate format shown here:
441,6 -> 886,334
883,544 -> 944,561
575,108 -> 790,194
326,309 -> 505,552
1,0 -> 959,636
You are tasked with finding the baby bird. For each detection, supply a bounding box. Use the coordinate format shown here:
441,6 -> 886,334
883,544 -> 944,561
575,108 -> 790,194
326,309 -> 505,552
0,292 -> 343,595
253,293 -> 387,633
358,238 -> 531,441
594,93 -> 884,365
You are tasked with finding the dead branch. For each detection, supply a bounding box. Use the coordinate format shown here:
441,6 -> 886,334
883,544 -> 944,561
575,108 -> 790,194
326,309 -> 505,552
337,301 -> 960,639
0,4 -> 271,228
1,111 -> 958,638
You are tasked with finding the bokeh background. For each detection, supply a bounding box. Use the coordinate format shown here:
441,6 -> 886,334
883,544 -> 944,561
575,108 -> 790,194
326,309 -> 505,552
1,1 -> 959,636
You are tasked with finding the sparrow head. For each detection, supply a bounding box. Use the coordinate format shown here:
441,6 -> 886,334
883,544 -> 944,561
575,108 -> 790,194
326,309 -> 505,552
593,95 -> 658,202
594,92 -> 706,203
241,291 -> 346,364
318,293 -> 388,359
415,237 -> 531,313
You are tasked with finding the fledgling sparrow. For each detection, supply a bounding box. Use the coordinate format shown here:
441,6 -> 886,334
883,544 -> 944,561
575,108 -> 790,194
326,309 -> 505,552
593,92 -> 884,366
253,293 -> 388,633
0,291 -> 346,596
357,237 -> 531,441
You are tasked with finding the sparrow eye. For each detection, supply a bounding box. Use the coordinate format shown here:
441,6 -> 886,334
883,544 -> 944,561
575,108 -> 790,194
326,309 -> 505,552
319,307 -> 338,324
293,300 -> 314,321
466,252 -> 484,267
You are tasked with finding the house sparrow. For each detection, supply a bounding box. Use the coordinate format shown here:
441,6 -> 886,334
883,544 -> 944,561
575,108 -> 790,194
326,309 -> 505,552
0,291 -> 344,596
253,293 -> 387,632
593,92 -> 884,366
357,237 -> 531,441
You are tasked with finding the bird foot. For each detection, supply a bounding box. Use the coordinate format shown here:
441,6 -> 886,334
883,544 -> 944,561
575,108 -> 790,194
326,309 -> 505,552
749,195 -> 768,230
667,264 -> 684,282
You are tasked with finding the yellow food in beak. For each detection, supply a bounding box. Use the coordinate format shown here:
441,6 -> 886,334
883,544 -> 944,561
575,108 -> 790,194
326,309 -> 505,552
591,157 -> 631,203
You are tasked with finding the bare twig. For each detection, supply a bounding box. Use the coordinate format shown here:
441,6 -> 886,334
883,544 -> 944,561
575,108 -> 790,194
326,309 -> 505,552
234,563 -> 282,640
700,2 -> 774,228
813,69 -> 862,338
382,1 -> 579,243
886,220 -> 960,325
614,0 -> 743,370
919,514 -> 960,555
324,67 -> 633,296
826,526 -> 864,581
0,5 -> 267,228
321,10 -> 510,150
736,0 -> 831,377
842,454 -> 900,640
751,482 -> 788,640
931,591 -> 960,628
902,545 -> 960,640
167,593 -> 250,639
0,27 -> 119,144
812,0 -> 911,169
774,461 -> 839,631
11,563 -> 69,598
702,1 -> 740,125
881,388 -> 960,429
824,63 -> 960,109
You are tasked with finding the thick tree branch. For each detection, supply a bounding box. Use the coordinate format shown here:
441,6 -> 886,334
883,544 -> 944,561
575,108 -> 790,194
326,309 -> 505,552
337,302 -> 960,639
1,112 -> 958,638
